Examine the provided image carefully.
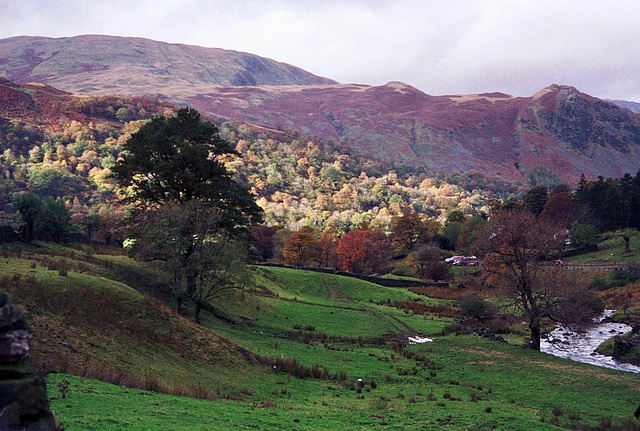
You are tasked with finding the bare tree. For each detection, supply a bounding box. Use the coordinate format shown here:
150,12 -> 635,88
476,210 -> 603,350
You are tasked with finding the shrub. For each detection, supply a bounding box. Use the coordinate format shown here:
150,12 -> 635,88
458,295 -> 498,322
571,221 -> 600,247
418,261 -> 450,282
257,355 -> 330,380
390,264 -> 417,277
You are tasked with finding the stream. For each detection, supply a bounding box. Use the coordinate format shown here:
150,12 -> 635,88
540,310 -> 640,373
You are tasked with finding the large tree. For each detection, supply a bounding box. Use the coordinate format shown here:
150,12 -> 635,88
477,210 -> 602,350
13,192 -> 72,242
282,228 -> 320,267
390,211 -> 440,256
113,108 -> 262,232
336,228 -> 390,275
113,108 -> 262,317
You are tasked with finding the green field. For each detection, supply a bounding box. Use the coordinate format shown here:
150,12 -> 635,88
565,229 -> 640,264
3,243 -> 640,430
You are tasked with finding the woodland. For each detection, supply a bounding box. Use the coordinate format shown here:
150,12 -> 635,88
1,95 -> 637,267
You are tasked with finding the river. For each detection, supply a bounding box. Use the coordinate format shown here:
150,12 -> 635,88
540,310 -> 640,373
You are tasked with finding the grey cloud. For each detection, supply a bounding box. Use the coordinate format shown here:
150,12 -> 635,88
0,0 -> 639,101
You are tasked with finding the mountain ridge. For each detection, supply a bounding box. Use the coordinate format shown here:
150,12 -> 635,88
0,35 -> 336,95
1,34 -> 639,184
186,81 -> 640,183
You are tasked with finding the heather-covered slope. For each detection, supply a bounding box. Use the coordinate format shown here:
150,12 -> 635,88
188,82 -> 640,183
0,77 -> 171,129
0,35 -> 336,96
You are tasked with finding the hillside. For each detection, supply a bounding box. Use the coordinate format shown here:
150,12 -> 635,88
187,82 -> 640,184
0,77 -> 171,128
3,242 -> 638,430
0,78 -> 507,234
609,99 -> 640,113
0,35 -> 336,96
0,243 -> 263,397
2,35 -> 640,184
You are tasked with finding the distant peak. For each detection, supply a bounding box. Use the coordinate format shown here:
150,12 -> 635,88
383,81 -> 421,94
540,84 -> 581,94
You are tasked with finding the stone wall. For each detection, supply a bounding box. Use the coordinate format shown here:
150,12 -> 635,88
255,263 -> 448,288
0,290 -> 62,430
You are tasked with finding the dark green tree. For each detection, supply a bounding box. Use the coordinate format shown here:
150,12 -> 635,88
113,108 -> 263,317
112,108 -> 262,232
457,214 -> 488,254
522,185 -> 548,216
35,197 -> 72,242
13,192 -> 42,241
570,221 -> 600,247
13,193 -> 72,242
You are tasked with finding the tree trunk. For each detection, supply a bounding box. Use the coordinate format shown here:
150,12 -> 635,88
175,293 -> 183,315
530,325 -> 541,350
623,235 -> 631,253
194,300 -> 202,324
186,274 -> 197,297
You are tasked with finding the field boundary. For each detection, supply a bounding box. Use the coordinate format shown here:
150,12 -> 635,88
254,262 -> 448,288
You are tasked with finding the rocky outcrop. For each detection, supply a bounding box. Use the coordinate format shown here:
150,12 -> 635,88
0,290 -> 62,430
612,326 -> 640,365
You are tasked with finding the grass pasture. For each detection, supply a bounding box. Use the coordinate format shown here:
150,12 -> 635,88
1,242 -> 639,429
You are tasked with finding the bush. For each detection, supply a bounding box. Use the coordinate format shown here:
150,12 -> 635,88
571,221 -> 600,247
610,270 -> 640,287
368,396 -> 392,410
458,295 -> 498,322
590,270 -> 639,291
390,264 -> 417,277
408,244 -> 450,281
418,261 -> 450,282
256,355 -> 330,380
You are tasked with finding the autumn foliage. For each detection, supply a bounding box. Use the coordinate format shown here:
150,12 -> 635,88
336,229 -> 390,275
282,228 -> 320,266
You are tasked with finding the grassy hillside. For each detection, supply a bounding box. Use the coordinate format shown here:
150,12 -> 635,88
3,242 -> 640,430
566,229 -> 640,264
0,242 -> 266,398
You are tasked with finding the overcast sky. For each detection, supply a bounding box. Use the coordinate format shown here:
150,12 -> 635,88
2,0 -> 639,101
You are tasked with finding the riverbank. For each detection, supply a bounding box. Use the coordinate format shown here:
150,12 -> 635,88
540,310 -> 640,373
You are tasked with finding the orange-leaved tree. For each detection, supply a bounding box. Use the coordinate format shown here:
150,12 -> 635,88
336,228 -> 390,275
282,228 -> 320,266
317,228 -> 340,268
390,210 -> 440,256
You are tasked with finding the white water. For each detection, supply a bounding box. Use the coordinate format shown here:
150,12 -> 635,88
540,310 -> 640,373
407,336 -> 433,344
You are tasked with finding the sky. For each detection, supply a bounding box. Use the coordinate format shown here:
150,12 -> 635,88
2,0 -> 640,101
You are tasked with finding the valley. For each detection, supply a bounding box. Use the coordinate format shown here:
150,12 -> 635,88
1,33 -> 640,431
2,241 -> 639,430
